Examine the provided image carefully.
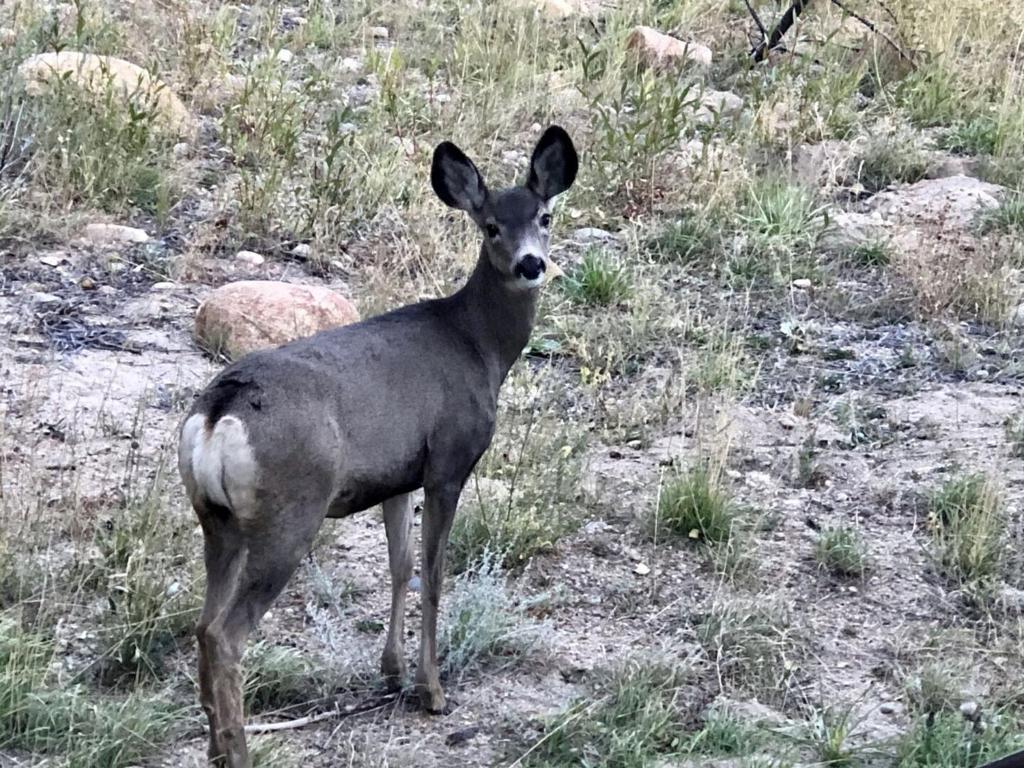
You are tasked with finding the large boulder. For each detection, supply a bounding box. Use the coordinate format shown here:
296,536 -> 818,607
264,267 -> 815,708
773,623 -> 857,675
626,26 -> 712,69
195,281 -> 360,361
18,52 -> 196,138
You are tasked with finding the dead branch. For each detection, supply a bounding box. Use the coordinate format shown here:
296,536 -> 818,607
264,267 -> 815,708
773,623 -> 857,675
742,0 -> 769,42
242,692 -> 401,734
829,0 -> 917,68
752,0 -> 812,63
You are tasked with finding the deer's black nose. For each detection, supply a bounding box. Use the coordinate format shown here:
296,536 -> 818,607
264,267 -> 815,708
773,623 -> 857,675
515,255 -> 545,281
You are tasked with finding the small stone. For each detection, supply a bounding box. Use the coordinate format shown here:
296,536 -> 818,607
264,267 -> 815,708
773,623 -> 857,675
79,277 -> 97,290
291,243 -> 312,259
31,292 -> 61,305
339,56 -> 362,73
173,142 -> 190,160
0,27 -> 16,47
38,253 -> 66,267
880,703 -> 896,715
633,562 -> 651,576
235,250 -> 266,266
572,227 -> 617,243
98,285 -> 116,296
276,48 -> 294,64
83,222 -> 150,245
151,281 -> 177,291
370,26 -> 389,40
624,547 -> 642,561
792,278 -> 812,289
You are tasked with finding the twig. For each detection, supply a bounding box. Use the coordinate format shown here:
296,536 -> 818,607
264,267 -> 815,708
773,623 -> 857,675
244,692 -> 400,734
742,0 -> 768,42
829,0 -> 916,68
752,0 -> 812,63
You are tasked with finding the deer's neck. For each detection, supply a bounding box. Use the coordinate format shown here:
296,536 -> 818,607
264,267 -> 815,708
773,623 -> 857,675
456,248 -> 539,384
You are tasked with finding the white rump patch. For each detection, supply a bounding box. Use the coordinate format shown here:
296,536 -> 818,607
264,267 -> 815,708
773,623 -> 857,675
179,413 -> 259,515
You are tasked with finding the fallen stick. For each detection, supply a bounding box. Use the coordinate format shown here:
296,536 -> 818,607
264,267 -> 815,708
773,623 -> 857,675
752,0 -> 812,62
829,0 -> 917,68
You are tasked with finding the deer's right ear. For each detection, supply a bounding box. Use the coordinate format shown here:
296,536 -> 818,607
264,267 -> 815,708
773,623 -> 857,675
432,142 -> 487,213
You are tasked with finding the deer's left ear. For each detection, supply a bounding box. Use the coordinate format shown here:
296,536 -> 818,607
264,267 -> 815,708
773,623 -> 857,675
527,125 -> 578,203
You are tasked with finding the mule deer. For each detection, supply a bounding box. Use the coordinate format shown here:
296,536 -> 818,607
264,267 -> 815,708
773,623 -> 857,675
178,126 -> 578,767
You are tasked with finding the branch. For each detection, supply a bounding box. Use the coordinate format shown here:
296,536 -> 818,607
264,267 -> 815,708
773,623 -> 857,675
742,0 -> 769,41
242,692 -> 401,734
829,0 -> 916,68
751,0 -> 812,63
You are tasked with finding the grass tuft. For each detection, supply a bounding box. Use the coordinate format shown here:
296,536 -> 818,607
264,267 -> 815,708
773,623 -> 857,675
814,526 -> 870,578
928,473 -> 1006,590
656,462 -> 737,544
562,248 -> 633,306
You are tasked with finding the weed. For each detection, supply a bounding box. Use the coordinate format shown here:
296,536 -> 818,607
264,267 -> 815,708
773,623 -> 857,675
788,705 -> 868,767
697,598 -> 799,704
980,191 -> 1024,236
1004,410 -> 1024,458
928,473 -> 1006,589
522,657 -> 691,766
814,526 -> 870,578
648,214 -> 722,265
896,710 -> 1024,767
904,661 -> 965,716
732,176 -> 827,282
794,431 -> 825,489
833,396 -> 890,448
688,707 -> 764,756
942,115 -> 1001,156
0,616 -> 179,766
847,240 -> 893,267
440,549 -> 548,680
854,131 -> 930,192
562,248 -> 633,306
657,462 -> 737,544
244,642 -> 336,713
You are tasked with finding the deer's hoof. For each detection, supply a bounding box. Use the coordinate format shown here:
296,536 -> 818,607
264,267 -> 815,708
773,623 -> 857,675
416,681 -> 447,714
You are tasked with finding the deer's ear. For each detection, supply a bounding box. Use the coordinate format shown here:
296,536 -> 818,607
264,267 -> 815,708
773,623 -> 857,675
432,141 -> 487,212
527,125 -> 578,202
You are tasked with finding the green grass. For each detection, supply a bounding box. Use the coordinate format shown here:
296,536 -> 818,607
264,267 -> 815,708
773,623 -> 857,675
928,473 -> 1006,590
1005,409 -> 1024,458
855,132 -> 930,192
980,191 -> 1024,236
648,214 -> 722,265
896,710 -> 1024,767
814,526 -> 870,578
0,616 -> 180,766
656,462 -> 737,544
847,240 -> 893,267
562,248 -> 633,306
521,658 -> 691,767
244,642 -> 338,714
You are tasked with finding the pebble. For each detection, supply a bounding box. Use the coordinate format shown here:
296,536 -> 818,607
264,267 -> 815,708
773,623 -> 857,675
83,222 -> 150,245
960,701 -> 979,719
79,277 -> 97,290
793,278 -> 812,289
880,703 -> 896,715
236,250 -> 266,266
38,253 -> 66,267
173,142 -> 190,160
291,243 -> 312,259
370,25 -> 389,40
339,56 -> 362,73
633,562 -> 650,576
276,48 -> 294,64
31,291 -> 61,305
151,281 -> 177,291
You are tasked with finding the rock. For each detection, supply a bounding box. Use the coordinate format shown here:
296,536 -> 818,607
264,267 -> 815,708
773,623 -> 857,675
235,250 -> 266,266
369,26 -> 389,40
792,140 -> 851,188
879,702 -> 897,715
626,26 -> 712,69
79,277 -> 97,290
633,562 -> 650,576
31,292 -> 61,305
515,0 -> 588,18
0,27 -> 16,47
194,280 -> 360,360
866,175 -> 1005,228
151,281 -> 177,291
276,48 -> 294,64
291,243 -> 312,259
819,210 -> 891,252
692,90 -> 744,124
960,701 -> 979,720
18,52 -> 195,138
927,154 -> 979,180
38,253 -> 67,267
571,227 -> 617,244
792,278 -> 812,289
172,142 -> 190,160
82,223 -> 150,245
339,56 -> 362,73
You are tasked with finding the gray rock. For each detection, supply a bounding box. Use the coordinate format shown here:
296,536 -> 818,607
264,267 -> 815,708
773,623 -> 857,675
866,175 -> 1005,227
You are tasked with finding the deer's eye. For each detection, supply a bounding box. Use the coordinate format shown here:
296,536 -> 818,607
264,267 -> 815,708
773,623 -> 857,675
539,213 -> 552,228
485,223 -> 500,239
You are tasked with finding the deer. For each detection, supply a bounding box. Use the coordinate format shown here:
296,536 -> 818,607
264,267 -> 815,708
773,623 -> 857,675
177,126 -> 578,767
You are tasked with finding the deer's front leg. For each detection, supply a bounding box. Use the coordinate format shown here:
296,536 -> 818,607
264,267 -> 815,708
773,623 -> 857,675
381,493 -> 414,689
415,482 -> 460,713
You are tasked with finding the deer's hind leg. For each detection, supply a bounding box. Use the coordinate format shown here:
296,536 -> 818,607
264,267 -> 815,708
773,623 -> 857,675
381,493 -> 414,689
195,504 -> 325,768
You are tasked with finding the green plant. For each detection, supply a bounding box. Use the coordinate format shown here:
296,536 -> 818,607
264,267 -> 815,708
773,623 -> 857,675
928,473 -> 1006,589
649,214 -> 722,265
848,240 -> 893,267
657,462 -> 737,544
791,705 -> 867,767
697,598 -> 799,704
440,549 -> 548,679
732,177 -> 827,282
814,526 -> 870,577
980,191 -> 1024,236
896,710 -> 1024,767
244,642 -> 336,713
563,248 -> 633,306
855,132 -> 930,192
1004,409 -> 1024,458
522,658 -> 691,767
